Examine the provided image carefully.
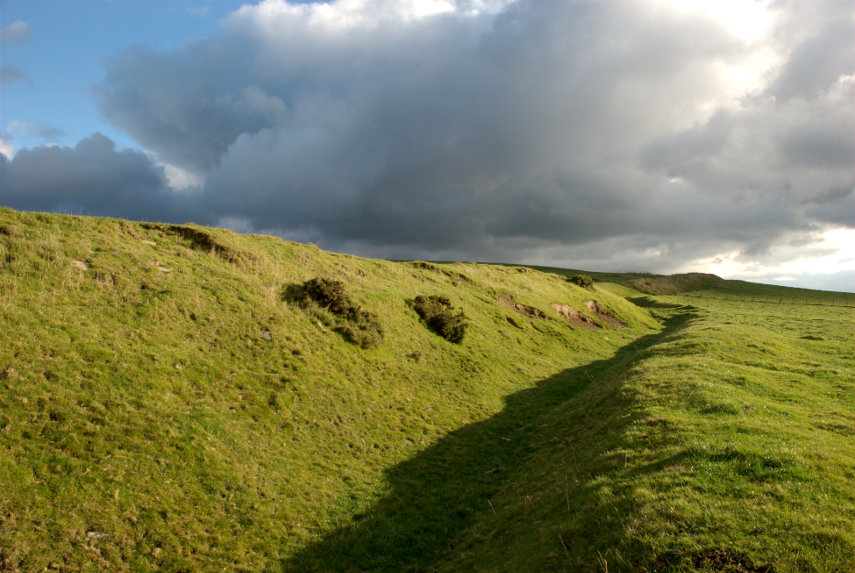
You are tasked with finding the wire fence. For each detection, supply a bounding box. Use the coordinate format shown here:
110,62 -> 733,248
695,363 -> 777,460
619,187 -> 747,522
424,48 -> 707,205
682,291 -> 855,308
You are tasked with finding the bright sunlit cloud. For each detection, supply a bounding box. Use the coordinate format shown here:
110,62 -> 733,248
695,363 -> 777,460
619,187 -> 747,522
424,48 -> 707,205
685,228 -> 855,292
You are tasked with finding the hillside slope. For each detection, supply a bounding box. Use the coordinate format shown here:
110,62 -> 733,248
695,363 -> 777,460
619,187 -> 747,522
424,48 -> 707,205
1,208 -> 853,572
433,296 -> 855,572
0,208 -> 654,571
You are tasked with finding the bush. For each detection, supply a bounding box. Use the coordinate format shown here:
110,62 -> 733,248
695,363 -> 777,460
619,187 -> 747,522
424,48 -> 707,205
296,277 -> 383,349
335,306 -> 384,349
413,295 -> 468,343
568,274 -> 595,290
302,278 -> 350,314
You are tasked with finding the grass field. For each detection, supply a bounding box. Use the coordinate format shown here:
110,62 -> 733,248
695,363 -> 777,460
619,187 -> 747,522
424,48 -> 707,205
1,207 -> 853,571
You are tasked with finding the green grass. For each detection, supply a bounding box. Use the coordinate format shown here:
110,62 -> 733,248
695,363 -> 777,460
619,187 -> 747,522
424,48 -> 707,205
1,207 -> 853,571
428,297 -> 855,572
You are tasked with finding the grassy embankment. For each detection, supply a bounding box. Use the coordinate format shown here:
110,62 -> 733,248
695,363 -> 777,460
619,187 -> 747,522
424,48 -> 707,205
1,207 -> 853,571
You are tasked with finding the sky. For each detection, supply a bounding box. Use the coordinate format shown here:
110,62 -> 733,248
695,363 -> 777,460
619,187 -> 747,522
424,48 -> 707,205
1,0 -> 853,292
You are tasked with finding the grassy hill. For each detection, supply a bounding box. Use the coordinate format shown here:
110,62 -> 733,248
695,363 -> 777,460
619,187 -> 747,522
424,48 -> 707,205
1,207 -> 853,572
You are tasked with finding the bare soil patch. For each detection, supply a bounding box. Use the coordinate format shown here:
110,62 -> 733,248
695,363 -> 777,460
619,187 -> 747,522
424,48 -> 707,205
551,303 -> 600,330
691,548 -> 775,572
584,300 -> 628,328
653,548 -> 775,572
497,295 -> 545,319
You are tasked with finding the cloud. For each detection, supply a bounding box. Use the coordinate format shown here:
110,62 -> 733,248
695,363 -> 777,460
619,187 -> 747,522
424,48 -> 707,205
0,64 -> 26,83
0,136 -> 13,159
0,133 -> 184,222
8,121 -> 66,141
1,21 -> 31,85
766,0 -> 855,102
684,228 -> 855,293
11,0 -> 855,282
187,6 -> 211,18
0,21 -> 32,44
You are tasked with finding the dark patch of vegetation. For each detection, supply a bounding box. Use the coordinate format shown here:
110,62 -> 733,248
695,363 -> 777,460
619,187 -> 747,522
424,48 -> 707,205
413,295 -> 468,343
302,277 -> 349,312
692,548 -> 776,572
292,277 -> 384,349
413,261 -> 438,272
412,261 -> 473,285
335,307 -> 384,349
141,223 -> 246,264
568,274 -> 595,289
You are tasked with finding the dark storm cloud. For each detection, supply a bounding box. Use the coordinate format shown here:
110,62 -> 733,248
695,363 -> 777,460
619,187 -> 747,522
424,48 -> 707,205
0,133 -> 183,222
9,0 -> 855,273
93,38 -> 272,175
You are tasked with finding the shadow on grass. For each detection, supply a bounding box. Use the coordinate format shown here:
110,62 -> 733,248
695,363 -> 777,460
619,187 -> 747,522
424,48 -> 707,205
283,311 -> 697,572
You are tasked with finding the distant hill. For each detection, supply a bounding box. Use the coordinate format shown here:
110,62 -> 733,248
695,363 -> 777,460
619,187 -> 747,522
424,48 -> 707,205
1,207 -> 853,571
626,272 -> 725,295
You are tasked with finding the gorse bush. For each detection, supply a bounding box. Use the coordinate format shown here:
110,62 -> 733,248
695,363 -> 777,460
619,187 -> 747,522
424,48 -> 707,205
568,274 -> 595,290
302,277 -> 350,313
298,277 -> 383,349
413,295 -> 468,343
336,306 -> 384,349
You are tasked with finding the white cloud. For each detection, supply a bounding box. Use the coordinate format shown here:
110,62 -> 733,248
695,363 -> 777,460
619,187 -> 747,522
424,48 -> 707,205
8,120 -> 65,141
683,227 -> 855,290
0,21 -> 32,44
0,136 -> 14,159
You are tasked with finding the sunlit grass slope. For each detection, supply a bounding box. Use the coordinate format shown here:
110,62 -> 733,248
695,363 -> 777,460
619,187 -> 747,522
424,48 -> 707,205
0,207 -> 655,571
1,207 -> 852,572
430,297 -> 855,572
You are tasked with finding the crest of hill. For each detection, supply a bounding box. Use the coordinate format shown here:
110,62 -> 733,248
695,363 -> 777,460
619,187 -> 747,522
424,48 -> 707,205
628,272 -> 725,295
521,265 -> 727,294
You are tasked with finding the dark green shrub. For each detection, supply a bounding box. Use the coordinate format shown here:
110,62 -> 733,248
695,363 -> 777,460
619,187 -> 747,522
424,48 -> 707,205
413,295 -> 468,343
293,277 -> 383,348
335,306 -> 384,349
302,277 -> 350,313
568,274 -> 595,290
